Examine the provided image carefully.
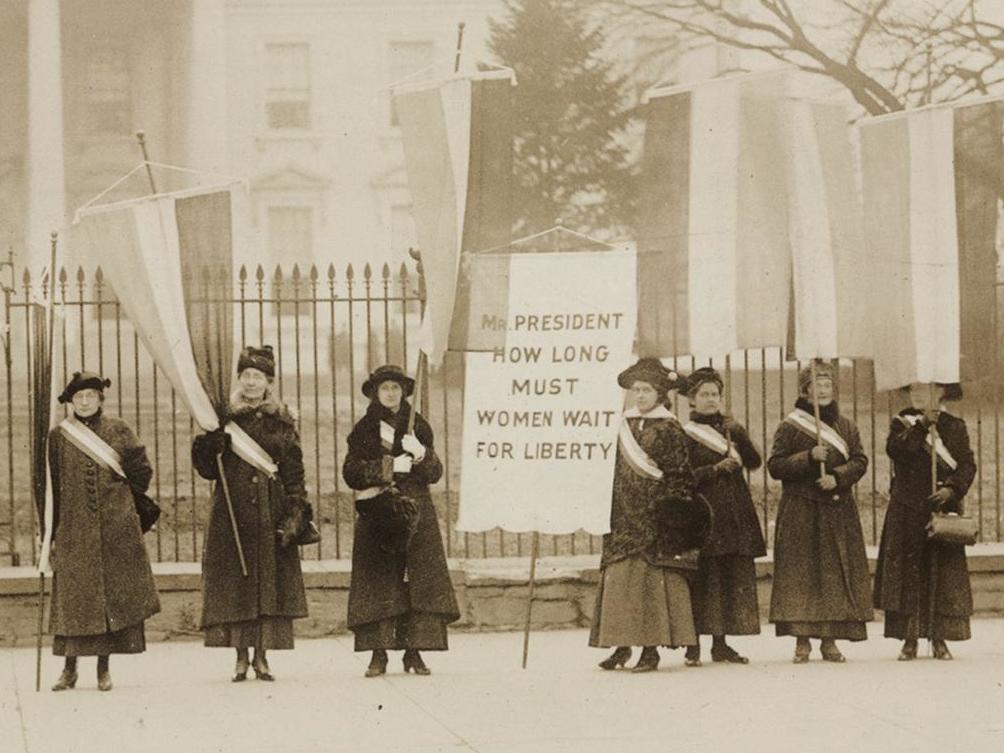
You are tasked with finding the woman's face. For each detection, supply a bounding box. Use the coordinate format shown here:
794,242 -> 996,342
909,382 -> 943,410
631,380 -> 660,414
691,382 -> 721,415
71,388 -> 102,418
238,367 -> 270,401
806,376 -> 835,406
377,380 -> 403,410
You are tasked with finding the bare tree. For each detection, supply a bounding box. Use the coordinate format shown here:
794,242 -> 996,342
599,0 -> 1004,115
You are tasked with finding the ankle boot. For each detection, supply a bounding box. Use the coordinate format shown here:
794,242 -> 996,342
52,658 -> 78,692
820,638 -> 845,663
631,646 -> 659,673
898,639 -> 918,661
598,646 -> 632,670
365,649 -> 388,678
684,644 -> 702,667
793,638 -> 811,664
931,640 -> 953,660
403,649 -> 431,675
252,649 -> 274,681
233,649 -> 250,682
97,656 -> 112,691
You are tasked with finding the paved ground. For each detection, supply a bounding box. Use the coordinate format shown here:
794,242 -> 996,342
3,621 -> 1003,753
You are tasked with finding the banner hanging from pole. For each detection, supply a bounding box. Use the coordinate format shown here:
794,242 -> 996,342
455,248 -> 636,535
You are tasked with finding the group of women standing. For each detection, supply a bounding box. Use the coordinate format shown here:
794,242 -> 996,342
590,358 -> 977,671
43,348 -> 977,690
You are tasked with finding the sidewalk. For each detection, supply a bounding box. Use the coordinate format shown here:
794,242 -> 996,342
3,622 -> 1004,753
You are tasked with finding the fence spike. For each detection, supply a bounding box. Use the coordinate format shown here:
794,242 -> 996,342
363,262 -> 372,280
381,262 -> 390,280
21,267 -> 31,286
346,263 -> 354,281
309,264 -> 319,281
292,263 -> 301,282
76,266 -> 85,284
59,266 -> 67,284
255,264 -> 265,281
95,266 -> 104,284
399,262 -> 409,281
238,264 -> 247,281
327,263 -> 336,281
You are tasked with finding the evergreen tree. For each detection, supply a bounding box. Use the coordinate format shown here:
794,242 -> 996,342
488,0 -> 636,237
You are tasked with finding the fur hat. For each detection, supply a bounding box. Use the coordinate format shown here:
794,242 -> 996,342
362,364 -> 415,399
797,360 -> 837,396
617,358 -> 682,394
684,367 -> 724,397
58,371 -> 111,404
937,383 -> 964,401
237,345 -> 275,377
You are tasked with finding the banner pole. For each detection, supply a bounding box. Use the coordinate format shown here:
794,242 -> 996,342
809,359 -> 826,478
927,383 -> 940,650
521,530 -> 540,669
453,21 -> 466,74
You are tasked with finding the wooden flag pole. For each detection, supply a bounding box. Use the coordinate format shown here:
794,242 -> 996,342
134,131 -> 247,576
36,231 -> 58,691
522,531 -> 540,669
927,383 -> 940,648
453,21 -> 466,74
809,359 -> 826,478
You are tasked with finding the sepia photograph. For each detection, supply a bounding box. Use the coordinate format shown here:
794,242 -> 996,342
1,1 -> 1003,751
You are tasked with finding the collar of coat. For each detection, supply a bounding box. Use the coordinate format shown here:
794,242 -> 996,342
794,396 -> 839,425
623,404 -> 676,420
227,389 -> 295,425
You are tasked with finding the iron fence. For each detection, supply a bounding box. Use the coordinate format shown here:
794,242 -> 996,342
2,261 -> 1002,566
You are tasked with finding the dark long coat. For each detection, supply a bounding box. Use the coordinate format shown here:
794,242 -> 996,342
48,412 -> 160,637
192,397 -> 308,629
767,399 -> 873,625
873,409 -> 975,619
343,401 -> 460,629
684,413 -> 766,558
600,409 -> 703,572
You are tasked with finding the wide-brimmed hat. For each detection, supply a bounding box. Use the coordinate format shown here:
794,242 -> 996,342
617,358 -> 682,393
237,345 -> 275,377
684,366 -> 724,397
58,371 -> 111,404
797,360 -> 837,395
362,364 -> 415,399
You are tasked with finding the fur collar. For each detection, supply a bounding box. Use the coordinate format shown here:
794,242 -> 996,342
227,389 -> 295,424
794,397 -> 840,425
623,404 -> 676,420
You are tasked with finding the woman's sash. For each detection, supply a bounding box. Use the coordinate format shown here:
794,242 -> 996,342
783,408 -> 849,460
617,406 -> 676,481
58,417 -> 127,478
224,423 -> 279,479
895,413 -> 958,470
682,421 -> 741,462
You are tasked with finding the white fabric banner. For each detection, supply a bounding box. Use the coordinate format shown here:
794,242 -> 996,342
455,249 -> 636,535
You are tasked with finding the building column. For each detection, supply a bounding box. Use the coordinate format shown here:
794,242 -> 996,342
26,0 -> 65,271
185,0 -> 229,175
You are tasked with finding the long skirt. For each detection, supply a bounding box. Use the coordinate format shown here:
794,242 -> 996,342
203,616 -> 295,650
53,622 -> 146,657
692,554 -> 761,636
353,610 -> 451,652
589,556 -> 696,648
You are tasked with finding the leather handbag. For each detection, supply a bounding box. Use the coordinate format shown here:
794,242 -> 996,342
278,501 -> 321,547
356,486 -> 420,553
133,491 -> 161,534
926,512 -> 978,546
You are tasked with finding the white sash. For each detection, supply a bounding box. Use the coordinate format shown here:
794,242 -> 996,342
683,420 -> 741,462
380,420 -> 396,451
59,417 -> 127,478
618,405 -> 676,481
784,408 -> 849,460
896,413 -> 958,470
224,422 -> 279,479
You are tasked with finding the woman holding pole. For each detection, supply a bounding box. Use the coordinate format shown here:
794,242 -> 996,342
192,346 -> 310,682
590,358 -> 709,673
343,364 -> 459,678
873,382 -> 975,660
47,372 -> 160,691
767,361 -> 872,663
680,367 -> 765,666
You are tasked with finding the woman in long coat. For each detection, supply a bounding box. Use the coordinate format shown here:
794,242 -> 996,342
589,358 -> 710,673
768,361 -> 872,663
681,367 -> 766,666
192,346 -> 309,682
343,364 -> 459,677
873,382 -> 975,660
48,371 -> 160,692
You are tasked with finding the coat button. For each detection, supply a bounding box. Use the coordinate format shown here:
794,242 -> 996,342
251,476 -> 258,485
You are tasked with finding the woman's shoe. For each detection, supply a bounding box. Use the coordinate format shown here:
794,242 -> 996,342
598,647 -> 632,670
820,639 -> 846,663
97,670 -> 113,692
365,649 -> 388,678
51,670 -> 78,691
710,644 -> 749,664
252,658 -> 275,681
684,645 -> 702,667
931,640 -> 953,661
232,656 -> 250,682
793,638 -> 811,664
631,646 -> 660,673
403,649 -> 431,675
897,640 -> 918,661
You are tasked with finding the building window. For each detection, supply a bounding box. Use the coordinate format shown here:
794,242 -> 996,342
268,206 -> 314,269
388,40 -> 435,126
86,48 -> 133,136
265,43 -> 312,130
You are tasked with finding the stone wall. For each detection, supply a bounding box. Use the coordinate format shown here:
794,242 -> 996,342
3,546 -> 1004,647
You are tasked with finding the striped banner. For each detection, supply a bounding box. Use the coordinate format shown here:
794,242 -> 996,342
394,71 -> 514,364
638,71 -> 869,361
861,98 -> 1004,391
